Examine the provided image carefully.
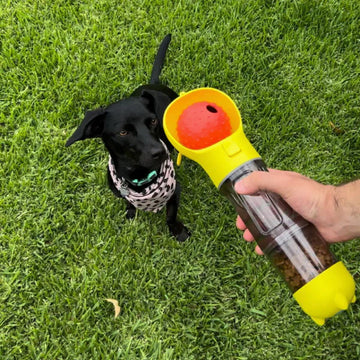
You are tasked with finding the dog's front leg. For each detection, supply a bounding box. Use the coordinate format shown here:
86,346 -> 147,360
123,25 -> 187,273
107,168 -> 136,219
125,200 -> 136,219
166,184 -> 190,242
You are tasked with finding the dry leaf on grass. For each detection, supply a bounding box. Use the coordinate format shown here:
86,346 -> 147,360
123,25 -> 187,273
106,298 -> 121,318
329,121 -> 344,134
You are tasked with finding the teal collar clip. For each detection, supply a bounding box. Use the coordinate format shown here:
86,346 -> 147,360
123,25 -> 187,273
130,170 -> 158,186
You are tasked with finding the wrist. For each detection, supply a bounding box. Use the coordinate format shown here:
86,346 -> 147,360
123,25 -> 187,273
326,181 -> 360,242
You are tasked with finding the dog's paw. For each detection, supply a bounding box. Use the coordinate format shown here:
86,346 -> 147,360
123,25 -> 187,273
169,221 -> 191,242
125,208 -> 136,220
176,226 -> 191,242
125,202 -> 136,220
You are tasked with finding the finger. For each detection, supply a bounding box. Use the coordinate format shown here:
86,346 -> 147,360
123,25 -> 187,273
234,170 -> 311,200
236,216 -> 263,254
255,245 -> 264,255
236,215 -> 246,230
243,229 -> 255,242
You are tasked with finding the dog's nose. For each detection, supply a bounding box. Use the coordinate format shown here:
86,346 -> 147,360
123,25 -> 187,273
151,147 -> 166,160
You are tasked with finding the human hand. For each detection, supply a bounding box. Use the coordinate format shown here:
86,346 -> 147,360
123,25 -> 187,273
235,169 -> 359,254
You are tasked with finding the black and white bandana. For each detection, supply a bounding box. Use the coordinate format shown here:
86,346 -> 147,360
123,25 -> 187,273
108,141 -> 176,213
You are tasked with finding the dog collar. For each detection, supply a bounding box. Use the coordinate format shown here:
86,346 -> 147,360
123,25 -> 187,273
108,141 -> 177,213
128,170 -> 158,187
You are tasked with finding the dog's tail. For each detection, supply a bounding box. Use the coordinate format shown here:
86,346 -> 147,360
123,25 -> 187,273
150,34 -> 172,84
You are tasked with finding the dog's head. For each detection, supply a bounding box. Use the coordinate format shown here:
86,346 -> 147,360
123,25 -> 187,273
66,90 -> 171,183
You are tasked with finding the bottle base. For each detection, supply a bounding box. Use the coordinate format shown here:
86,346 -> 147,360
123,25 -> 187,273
293,261 -> 356,325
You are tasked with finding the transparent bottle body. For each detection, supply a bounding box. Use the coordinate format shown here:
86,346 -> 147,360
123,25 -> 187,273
219,159 -> 336,292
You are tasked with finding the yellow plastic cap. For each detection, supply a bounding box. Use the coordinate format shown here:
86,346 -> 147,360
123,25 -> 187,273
293,261 -> 356,325
163,88 -> 261,187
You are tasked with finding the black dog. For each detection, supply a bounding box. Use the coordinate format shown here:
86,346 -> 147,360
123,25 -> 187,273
66,34 -> 190,242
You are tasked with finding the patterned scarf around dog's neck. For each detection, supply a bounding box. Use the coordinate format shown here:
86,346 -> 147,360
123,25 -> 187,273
108,141 -> 176,213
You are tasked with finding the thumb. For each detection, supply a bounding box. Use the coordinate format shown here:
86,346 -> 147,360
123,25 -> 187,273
234,169 -> 300,198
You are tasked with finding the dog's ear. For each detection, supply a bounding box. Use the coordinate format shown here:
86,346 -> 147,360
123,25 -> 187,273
140,90 -> 157,114
140,89 -> 173,119
65,108 -> 106,147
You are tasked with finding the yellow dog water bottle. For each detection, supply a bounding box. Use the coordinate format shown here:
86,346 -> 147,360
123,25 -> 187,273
163,88 -> 356,325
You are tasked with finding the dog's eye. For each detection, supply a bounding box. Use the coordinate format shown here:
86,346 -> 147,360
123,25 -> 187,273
150,118 -> 158,127
118,130 -> 128,136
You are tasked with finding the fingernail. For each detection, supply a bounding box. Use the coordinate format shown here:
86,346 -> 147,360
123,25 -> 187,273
234,181 -> 245,193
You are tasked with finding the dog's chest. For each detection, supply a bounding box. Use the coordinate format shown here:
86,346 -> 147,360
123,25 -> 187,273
108,153 -> 176,213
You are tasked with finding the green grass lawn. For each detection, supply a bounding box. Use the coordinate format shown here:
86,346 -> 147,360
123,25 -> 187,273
1,0 -> 360,358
